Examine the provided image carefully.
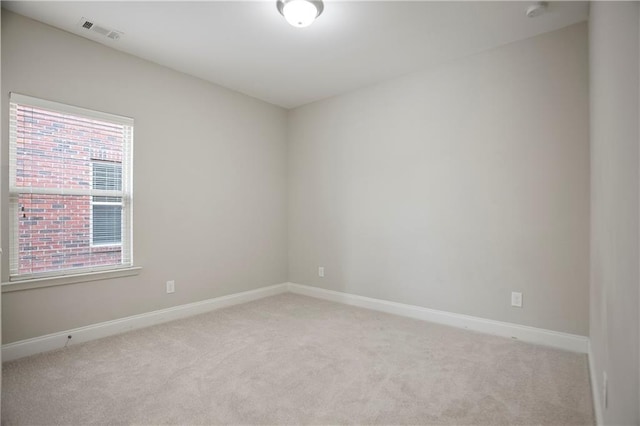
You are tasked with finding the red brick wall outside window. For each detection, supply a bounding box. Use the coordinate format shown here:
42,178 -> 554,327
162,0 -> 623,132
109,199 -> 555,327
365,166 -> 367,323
10,97 -> 131,278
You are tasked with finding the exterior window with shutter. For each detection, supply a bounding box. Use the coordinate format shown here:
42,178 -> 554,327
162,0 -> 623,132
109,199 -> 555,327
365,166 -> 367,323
91,161 -> 123,246
8,93 -> 133,280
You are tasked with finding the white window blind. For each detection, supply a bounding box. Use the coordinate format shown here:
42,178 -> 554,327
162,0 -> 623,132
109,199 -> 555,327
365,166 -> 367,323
8,93 -> 134,280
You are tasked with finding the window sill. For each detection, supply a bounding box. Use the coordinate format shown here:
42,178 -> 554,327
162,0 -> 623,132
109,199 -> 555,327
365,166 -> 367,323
1,266 -> 142,293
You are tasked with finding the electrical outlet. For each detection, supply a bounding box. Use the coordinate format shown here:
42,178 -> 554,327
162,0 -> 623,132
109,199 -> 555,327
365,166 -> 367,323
318,266 -> 325,278
603,371 -> 608,409
166,280 -> 175,294
511,292 -> 523,307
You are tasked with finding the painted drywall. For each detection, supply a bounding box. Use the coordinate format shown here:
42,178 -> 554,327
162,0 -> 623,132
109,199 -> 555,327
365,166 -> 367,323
288,23 -> 589,336
589,3 -> 640,425
1,11 -> 288,343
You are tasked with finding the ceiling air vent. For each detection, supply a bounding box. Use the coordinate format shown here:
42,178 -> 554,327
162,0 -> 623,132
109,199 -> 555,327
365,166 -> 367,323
78,17 -> 123,41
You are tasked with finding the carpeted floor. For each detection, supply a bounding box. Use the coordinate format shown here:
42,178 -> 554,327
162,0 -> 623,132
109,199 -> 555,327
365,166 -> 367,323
2,293 -> 594,425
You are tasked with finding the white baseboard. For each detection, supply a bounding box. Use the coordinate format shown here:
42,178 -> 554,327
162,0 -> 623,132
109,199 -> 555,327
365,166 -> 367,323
287,283 -> 589,353
588,342 -> 603,425
2,281 -> 589,362
2,282 -> 288,362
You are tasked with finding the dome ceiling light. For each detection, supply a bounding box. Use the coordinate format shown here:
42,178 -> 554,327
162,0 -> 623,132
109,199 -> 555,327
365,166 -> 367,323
277,0 -> 324,28
526,2 -> 548,18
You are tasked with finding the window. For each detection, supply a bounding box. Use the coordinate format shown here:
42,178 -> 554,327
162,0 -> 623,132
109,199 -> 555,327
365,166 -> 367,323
9,93 -> 133,280
91,161 -> 123,246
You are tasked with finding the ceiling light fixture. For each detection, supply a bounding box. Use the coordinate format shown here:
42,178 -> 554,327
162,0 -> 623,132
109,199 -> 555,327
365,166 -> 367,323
277,0 -> 324,28
525,2 -> 547,18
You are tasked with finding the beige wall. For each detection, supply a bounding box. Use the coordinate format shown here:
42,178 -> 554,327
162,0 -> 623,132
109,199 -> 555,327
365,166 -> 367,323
2,12 -> 594,348
589,3 -> 640,424
288,23 -> 590,336
1,12 -> 288,343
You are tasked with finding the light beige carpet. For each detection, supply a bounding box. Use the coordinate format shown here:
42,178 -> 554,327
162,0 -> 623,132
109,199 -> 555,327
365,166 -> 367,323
2,293 -> 593,425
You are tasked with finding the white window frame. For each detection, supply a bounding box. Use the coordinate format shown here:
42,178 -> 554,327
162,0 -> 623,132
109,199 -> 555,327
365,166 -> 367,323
8,93 -> 134,282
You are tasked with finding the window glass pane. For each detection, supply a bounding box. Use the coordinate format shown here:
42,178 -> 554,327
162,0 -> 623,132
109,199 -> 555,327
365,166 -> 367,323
14,106 -> 123,191
93,204 -> 122,245
17,193 -> 122,275
93,162 -> 122,191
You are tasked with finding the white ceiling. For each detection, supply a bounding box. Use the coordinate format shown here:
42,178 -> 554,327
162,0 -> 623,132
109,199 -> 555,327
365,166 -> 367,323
3,1 -> 589,109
